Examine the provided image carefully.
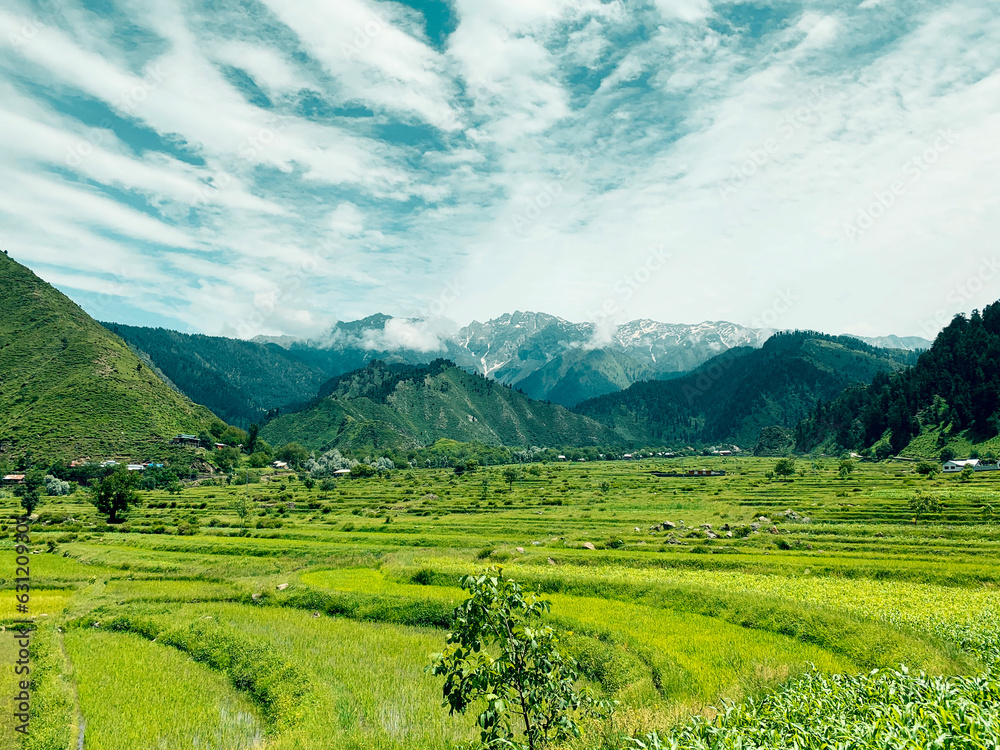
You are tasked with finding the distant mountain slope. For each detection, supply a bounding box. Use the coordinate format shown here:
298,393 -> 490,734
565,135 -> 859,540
101,308 -> 933,416
0,253 -> 220,461
845,334 -> 932,351
103,323 -> 328,426
797,303 -> 1000,456
259,359 -> 619,452
450,312 -> 772,403
574,332 -> 917,447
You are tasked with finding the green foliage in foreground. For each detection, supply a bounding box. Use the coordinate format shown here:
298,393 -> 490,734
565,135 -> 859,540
625,666 -> 1000,750
430,569 -> 611,750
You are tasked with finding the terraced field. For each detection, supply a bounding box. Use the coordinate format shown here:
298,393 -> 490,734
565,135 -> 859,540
1,457 -> 998,749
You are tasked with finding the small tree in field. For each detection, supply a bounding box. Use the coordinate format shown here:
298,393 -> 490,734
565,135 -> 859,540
430,568 -> 612,750
838,459 -> 855,479
13,469 -> 46,516
959,465 -> 975,483
233,493 -> 253,532
89,466 -> 141,523
502,467 -> 520,491
774,458 -> 796,478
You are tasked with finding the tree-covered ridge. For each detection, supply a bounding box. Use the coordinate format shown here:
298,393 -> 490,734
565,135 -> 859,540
0,253 -> 220,462
574,332 -> 916,448
103,323 -> 329,427
260,359 -> 619,452
796,302 -> 1000,455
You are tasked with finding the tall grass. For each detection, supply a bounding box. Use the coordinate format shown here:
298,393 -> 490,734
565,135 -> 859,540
64,630 -> 263,750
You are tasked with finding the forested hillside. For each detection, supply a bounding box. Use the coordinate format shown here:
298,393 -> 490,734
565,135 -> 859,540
575,332 -> 916,447
0,253 -> 221,461
260,359 -> 619,452
104,323 -> 328,426
796,303 -> 1000,455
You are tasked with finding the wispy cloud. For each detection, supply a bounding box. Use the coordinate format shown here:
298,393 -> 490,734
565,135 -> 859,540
0,0 -> 997,340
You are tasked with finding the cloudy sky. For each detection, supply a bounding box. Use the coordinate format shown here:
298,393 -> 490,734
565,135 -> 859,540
1,0 -> 998,342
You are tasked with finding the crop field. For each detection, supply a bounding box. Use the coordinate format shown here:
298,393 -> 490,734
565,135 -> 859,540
2,457 -> 999,749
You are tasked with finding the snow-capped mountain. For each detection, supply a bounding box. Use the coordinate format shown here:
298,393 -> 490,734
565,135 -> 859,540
252,311 -> 925,407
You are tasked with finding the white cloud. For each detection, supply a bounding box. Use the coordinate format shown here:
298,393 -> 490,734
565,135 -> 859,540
1,0 -> 998,343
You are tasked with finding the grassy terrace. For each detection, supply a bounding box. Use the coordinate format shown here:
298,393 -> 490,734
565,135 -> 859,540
1,457 -> 998,748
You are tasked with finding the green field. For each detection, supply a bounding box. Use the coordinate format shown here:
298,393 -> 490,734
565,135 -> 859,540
2,457 -> 998,749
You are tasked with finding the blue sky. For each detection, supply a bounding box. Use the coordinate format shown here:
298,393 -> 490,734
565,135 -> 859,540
1,0 -> 998,342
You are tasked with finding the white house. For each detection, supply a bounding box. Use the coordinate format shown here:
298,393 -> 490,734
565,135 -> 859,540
942,459 -> 980,473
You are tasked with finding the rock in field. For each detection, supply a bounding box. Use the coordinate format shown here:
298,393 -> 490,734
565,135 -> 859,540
582,542 -> 596,550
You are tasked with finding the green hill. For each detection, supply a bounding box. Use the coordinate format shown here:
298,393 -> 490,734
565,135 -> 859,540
0,252 -> 221,463
795,302 -> 1000,457
516,348 -> 657,406
102,323 -> 328,427
259,359 -> 619,452
574,332 -> 916,448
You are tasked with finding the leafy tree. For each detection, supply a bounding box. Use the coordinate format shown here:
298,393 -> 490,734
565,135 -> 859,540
248,451 -> 271,469
940,447 -> 956,463
915,461 -> 938,476
232,494 -> 253,531
773,458 -> 796,478
349,463 -> 376,479
599,480 -> 611,494
89,466 -> 141,523
959,465 -> 975,483
44,474 -> 71,496
430,568 -> 612,750
909,491 -> 942,519
246,423 -> 260,455
502,467 -> 521,490
215,446 -> 242,473
13,469 -> 46,516
276,442 -> 309,466
838,459 -> 855,479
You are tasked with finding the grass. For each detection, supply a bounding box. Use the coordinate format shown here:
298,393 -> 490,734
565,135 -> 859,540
64,629 -> 263,750
2,457 -> 999,748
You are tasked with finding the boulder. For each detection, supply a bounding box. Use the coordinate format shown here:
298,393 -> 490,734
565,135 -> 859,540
547,557 -> 557,565
725,531 -> 733,538
701,524 -> 712,530
582,542 -> 596,550
516,547 -> 526,553
531,541 -> 542,546
634,527 -> 641,532
276,583 -> 290,591
758,516 -> 771,523
663,521 -> 676,530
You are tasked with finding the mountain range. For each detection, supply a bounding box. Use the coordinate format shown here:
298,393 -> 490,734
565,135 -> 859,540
106,311 -> 931,426
4,249 -> 973,464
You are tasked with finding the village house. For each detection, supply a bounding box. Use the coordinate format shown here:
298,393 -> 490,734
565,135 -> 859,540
942,459 -> 980,473
2,474 -> 25,484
